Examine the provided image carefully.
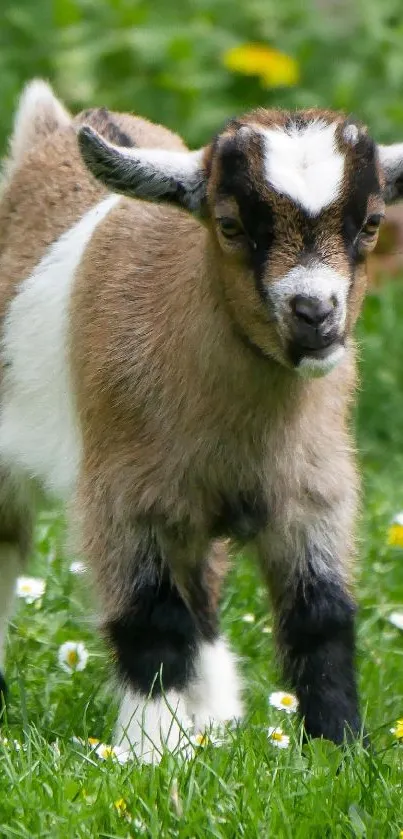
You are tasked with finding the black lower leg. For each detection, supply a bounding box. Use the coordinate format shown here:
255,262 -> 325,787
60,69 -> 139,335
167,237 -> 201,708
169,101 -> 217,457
105,537 -> 218,698
278,567 -> 361,744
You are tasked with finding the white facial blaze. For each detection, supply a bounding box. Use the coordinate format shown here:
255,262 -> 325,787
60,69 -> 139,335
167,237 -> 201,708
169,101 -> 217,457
263,121 -> 345,215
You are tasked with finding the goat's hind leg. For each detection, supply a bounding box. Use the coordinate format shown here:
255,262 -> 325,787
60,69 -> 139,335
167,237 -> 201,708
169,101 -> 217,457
0,467 -> 34,704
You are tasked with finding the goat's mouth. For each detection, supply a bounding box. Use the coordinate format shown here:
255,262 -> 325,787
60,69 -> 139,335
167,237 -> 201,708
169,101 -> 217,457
288,337 -> 346,378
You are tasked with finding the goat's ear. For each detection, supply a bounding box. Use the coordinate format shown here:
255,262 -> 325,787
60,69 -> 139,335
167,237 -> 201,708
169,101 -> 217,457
9,80 -> 71,169
77,126 -> 207,212
378,143 -> 403,203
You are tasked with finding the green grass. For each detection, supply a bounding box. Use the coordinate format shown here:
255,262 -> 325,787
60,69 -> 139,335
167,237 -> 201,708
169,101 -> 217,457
1,281 -> 403,838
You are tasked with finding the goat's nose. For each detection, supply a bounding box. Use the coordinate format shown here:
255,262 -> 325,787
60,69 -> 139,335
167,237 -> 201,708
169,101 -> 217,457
291,294 -> 335,327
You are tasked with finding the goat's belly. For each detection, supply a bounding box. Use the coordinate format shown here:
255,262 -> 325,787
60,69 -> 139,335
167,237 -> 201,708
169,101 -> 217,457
0,194 -> 119,497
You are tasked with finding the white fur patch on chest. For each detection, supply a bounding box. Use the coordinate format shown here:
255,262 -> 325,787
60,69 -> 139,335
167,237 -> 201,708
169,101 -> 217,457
0,194 -> 120,497
262,121 -> 345,216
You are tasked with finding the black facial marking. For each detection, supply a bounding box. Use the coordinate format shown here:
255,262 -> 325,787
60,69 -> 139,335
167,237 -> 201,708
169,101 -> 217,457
299,215 -> 317,254
218,133 -> 276,302
212,490 -> 269,542
105,535 -> 217,696
278,562 -> 361,744
342,134 -> 380,267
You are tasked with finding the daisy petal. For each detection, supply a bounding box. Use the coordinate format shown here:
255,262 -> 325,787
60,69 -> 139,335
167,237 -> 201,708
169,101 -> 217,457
267,726 -> 290,749
389,612 -> 403,631
58,641 -> 89,673
269,691 -> 298,713
16,576 -> 46,604
95,742 -> 132,764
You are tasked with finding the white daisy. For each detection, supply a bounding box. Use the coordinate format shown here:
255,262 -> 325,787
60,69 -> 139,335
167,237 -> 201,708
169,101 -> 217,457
69,560 -> 86,575
191,729 -> 224,748
16,576 -> 46,604
267,726 -> 290,749
392,512 -> 403,526
242,613 -> 255,623
58,641 -> 89,673
95,742 -> 132,764
269,691 -> 298,714
132,817 -> 147,834
389,612 -> 403,630
262,625 -> 272,634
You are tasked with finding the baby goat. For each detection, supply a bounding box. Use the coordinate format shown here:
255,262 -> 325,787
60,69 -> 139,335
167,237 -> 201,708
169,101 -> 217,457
1,81 -> 403,762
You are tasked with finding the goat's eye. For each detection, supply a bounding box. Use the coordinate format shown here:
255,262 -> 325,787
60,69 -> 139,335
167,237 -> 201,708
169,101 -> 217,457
216,217 -> 244,239
361,214 -> 383,238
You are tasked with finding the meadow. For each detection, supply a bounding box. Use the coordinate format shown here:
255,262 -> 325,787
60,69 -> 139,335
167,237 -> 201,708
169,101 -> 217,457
1,280 -> 403,837
2,0 -> 403,835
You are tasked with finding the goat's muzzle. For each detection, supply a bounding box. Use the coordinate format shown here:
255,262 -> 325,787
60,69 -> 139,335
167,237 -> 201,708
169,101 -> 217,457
287,294 -> 345,377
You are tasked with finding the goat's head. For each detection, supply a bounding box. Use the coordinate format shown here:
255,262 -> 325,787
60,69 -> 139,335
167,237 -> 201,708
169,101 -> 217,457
78,109 -> 403,377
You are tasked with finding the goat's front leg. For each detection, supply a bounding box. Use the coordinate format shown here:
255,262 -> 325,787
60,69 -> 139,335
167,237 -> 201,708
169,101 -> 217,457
78,490 -> 242,762
257,487 -> 361,745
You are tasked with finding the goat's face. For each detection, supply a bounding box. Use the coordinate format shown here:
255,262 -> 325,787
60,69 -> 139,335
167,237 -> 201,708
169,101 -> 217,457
78,108 -> 403,377
204,112 -> 385,376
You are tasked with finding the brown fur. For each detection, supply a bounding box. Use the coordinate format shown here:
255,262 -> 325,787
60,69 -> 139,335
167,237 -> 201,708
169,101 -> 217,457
0,89 -> 192,602
69,197 -> 358,613
0,103 -> 186,320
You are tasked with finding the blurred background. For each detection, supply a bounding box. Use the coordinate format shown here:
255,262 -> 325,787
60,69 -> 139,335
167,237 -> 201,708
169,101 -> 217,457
1,0 -> 403,150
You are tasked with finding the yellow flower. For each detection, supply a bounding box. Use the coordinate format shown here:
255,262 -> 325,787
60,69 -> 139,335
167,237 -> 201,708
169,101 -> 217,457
194,733 -> 209,747
391,719 -> 403,739
191,727 -> 224,749
223,43 -> 299,88
388,518 -> 403,548
114,798 -> 128,815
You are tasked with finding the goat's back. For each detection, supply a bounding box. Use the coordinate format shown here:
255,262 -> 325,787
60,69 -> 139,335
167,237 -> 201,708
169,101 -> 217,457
0,81 -> 187,318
